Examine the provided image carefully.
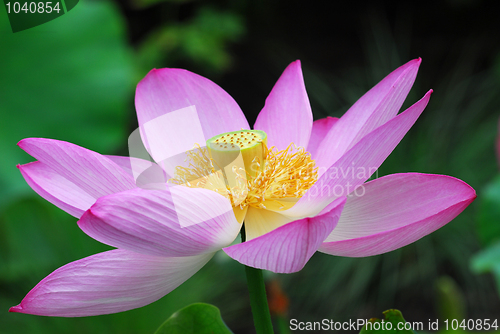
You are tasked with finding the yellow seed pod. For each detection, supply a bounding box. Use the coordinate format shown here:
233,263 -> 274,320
206,130 -> 268,180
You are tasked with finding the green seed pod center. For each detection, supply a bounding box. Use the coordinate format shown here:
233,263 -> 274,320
206,130 -> 267,179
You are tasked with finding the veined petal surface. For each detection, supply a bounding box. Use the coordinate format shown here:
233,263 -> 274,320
315,59 -> 421,169
307,116 -> 338,159
19,138 -> 136,199
282,90 -> 432,219
254,60 -> 313,150
78,186 -> 240,257
319,173 -> 476,257
105,155 -> 167,190
9,249 -> 212,317
224,197 -> 345,273
18,162 -> 95,218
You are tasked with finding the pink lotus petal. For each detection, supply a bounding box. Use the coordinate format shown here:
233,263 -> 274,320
315,59 -> 421,169
282,90 -> 432,219
135,68 -> 249,165
78,186 -> 241,257
9,249 -> 212,317
307,117 -> 338,159
319,173 -> 476,257
18,162 -> 95,218
254,60 -> 313,150
18,138 -> 136,199
224,197 -> 346,273
105,155 -> 154,178
105,155 -> 167,190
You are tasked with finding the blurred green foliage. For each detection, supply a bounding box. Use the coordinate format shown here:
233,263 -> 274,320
476,175 -> 500,246
132,0 -> 191,9
154,303 -> 233,334
136,6 -> 244,76
471,242 -> 500,297
435,276 -> 466,323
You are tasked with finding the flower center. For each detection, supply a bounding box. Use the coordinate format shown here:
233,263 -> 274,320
207,129 -> 268,180
170,130 -> 318,212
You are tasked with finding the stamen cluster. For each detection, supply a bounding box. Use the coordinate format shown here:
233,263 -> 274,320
170,142 -> 318,211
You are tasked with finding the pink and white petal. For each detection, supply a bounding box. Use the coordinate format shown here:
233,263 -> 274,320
105,155 -> 167,190
307,117 -> 338,159
315,59 -> 421,169
78,186 -> 241,257
9,249 -> 212,317
254,60 -> 313,150
135,68 -> 249,163
19,138 -> 136,199
18,162 -> 95,218
105,155 -> 154,178
319,173 -> 476,257
281,90 -> 432,219
224,197 -> 346,273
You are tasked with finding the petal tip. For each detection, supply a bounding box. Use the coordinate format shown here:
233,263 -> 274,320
17,138 -> 29,149
9,304 -> 22,313
77,206 -> 98,229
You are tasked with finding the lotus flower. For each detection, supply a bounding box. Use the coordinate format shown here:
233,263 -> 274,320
10,59 -> 475,316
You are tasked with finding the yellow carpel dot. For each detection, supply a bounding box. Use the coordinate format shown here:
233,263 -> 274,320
170,130 -> 318,217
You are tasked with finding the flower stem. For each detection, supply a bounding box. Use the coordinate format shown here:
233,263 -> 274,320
241,226 -> 274,334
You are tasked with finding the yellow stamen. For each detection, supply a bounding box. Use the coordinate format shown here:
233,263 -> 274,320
169,131 -> 318,214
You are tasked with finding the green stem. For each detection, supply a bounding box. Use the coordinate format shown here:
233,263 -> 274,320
276,315 -> 291,334
241,226 -> 274,334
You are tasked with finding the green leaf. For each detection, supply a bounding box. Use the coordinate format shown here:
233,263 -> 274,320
154,303 -> 233,334
359,309 -> 417,333
477,174 -> 500,245
0,0 -> 135,207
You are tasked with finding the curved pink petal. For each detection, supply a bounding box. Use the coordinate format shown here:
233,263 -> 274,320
78,186 -> 240,257
105,155 -> 167,190
105,155 -> 154,178
315,59 -> 421,169
281,90 -> 432,219
224,197 -> 346,273
18,138 -> 136,199
18,162 -> 95,218
254,60 -> 313,150
319,173 -> 476,257
9,249 -> 212,317
135,68 -> 249,166
307,116 -> 338,159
